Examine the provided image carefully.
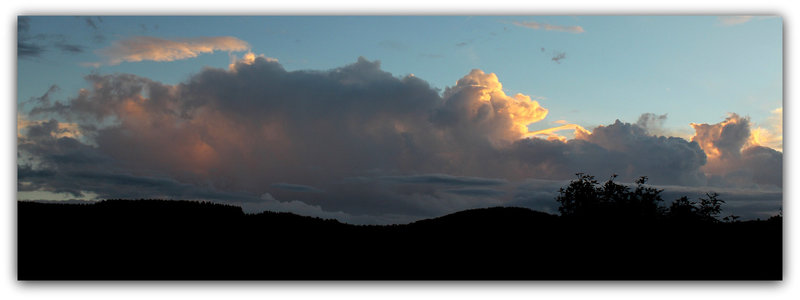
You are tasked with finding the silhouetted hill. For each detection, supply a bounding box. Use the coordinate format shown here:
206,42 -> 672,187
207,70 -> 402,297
18,200 -> 781,280
410,206 -> 559,228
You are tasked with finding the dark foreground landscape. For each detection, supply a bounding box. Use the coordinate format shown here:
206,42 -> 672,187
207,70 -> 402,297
19,199 -> 781,280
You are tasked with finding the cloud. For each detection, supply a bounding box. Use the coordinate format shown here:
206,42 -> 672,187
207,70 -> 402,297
749,107 -> 782,152
551,51 -> 566,63
527,123 -> 590,141
510,118 -> 708,186
691,114 -> 751,162
83,16 -> 101,30
443,188 -> 505,197
18,17 -> 86,58
18,17 -> 45,58
96,36 -> 250,65
18,41 -> 46,58
78,16 -> 106,43
17,117 -> 81,140
54,42 -> 84,54
378,174 -> 507,186
434,69 -> 549,146
228,52 -> 278,71
690,114 -> 782,188
718,16 -> 754,26
271,183 -> 324,193
513,21 -> 584,34
636,113 -> 667,135
19,57 -> 780,223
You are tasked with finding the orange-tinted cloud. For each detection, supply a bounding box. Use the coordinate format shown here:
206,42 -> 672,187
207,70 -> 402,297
97,36 -> 250,65
17,114 -> 80,139
229,52 -> 278,71
690,114 -> 751,161
20,57 -> 781,222
527,123 -> 590,142
748,108 -> 782,152
436,69 -> 549,146
690,113 -> 782,188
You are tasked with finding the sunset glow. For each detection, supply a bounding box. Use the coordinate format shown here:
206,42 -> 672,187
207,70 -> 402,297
17,16 -> 782,224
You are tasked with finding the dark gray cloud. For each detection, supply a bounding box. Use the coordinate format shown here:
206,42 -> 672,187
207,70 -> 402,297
378,174 -> 507,186
18,17 -> 86,58
54,42 -> 84,54
25,85 -> 60,108
81,16 -> 106,43
18,42 -> 46,58
18,17 -> 44,58
443,188 -> 505,197
84,16 -> 101,30
551,51 -> 566,63
506,120 -> 708,186
19,56 -> 781,223
659,185 -> 782,220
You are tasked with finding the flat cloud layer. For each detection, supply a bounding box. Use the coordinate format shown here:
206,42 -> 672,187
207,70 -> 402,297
18,55 -> 782,223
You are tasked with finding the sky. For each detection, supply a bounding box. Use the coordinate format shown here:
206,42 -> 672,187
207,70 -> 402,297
17,15 -> 783,224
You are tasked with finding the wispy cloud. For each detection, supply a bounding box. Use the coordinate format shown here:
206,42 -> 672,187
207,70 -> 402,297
551,51 -> 566,63
513,21 -> 584,34
95,36 -> 250,65
83,16 -> 102,30
718,16 -> 754,26
18,17 -> 86,59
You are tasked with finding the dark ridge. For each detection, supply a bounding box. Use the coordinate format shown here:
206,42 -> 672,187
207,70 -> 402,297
18,200 -> 781,280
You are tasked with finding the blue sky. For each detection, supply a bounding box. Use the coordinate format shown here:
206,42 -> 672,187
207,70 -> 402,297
19,16 -> 782,136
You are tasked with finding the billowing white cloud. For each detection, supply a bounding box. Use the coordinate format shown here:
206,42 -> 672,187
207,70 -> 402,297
95,36 -> 250,65
434,69 -> 549,147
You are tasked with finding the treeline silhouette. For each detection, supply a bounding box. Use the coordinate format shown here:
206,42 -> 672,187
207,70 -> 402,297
18,174 -> 782,280
558,173 -> 735,223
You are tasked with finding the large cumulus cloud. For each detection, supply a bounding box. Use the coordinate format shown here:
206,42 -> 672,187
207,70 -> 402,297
690,114 -> 783,188
18,55 -> 781,223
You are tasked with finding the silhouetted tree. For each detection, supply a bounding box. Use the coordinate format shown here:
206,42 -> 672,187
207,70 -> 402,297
666,192 -> 725,223
668,196 -> 697,221
556,173 -> 664,221
697,192 -> 724,222
555,173 -> 742,224
556,173 -> 600,218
